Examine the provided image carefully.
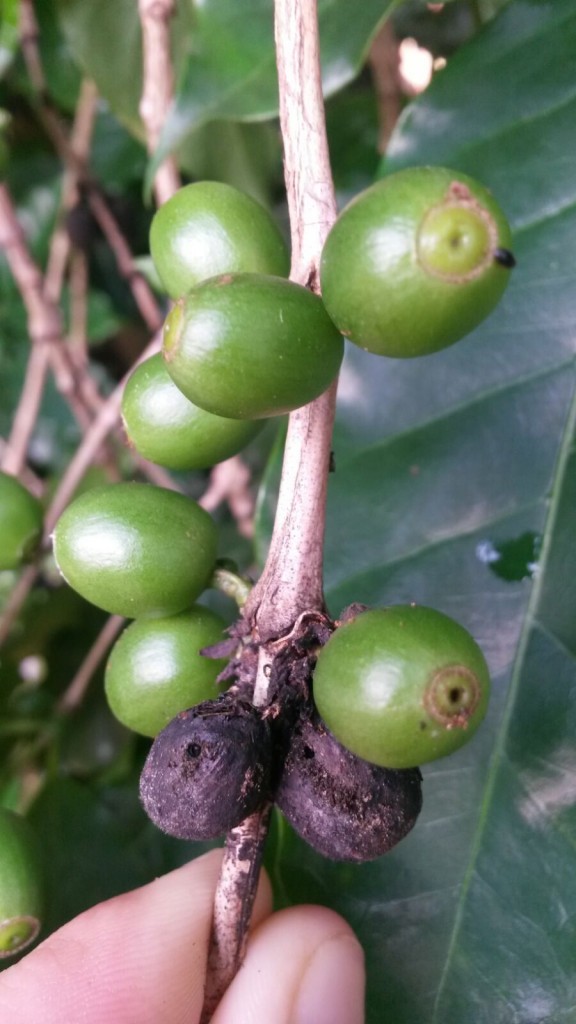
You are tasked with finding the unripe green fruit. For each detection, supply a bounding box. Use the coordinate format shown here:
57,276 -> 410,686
104,605 -> 229,737
121,354 -> 264,470
53,483 -> 217,618
149,181 -> 289,299
0,471 -> 43,570
0,809 -> 43,958
320,166 -> 514,358
312,605 -> 490,769
162,273 -> 344,419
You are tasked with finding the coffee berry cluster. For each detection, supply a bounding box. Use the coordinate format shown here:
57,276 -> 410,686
49,172 -> 512,861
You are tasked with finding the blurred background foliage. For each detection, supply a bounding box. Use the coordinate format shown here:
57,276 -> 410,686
1,1 -> 575,1021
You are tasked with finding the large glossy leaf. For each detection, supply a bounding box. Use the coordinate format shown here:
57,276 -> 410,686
155,0 -> 400,164
259,2 -> 576,1020
56,0 -> 400,164
0,0 -> 19,80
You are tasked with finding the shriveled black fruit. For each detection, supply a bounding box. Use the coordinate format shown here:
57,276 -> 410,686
140,695 -> 272,841
275,710 -> 422,862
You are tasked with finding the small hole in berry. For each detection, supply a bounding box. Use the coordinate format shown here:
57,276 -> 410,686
186,742 -> 202,759
425,665 -> 480,727
303,745 -> 315,759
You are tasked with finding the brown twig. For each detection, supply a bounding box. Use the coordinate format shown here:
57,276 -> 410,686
138,0 -> 181,205
201,0 -> 339,1016
0,441 -> 44,496
199,455 -> 254,537
44,77 -> 99,306
0,183 -> 63,475
1,343 -> 51,477
20,0 -> 163,334
0,79 -> 108,443
242,0 -> 339,642
57,614 -> 125,714
0,564 -> 39,648
368,21 -> 402,154
200,805 -> 272,1023
0,181 -> 115,472
42,337 -> 161,536
85,188 -> 163,333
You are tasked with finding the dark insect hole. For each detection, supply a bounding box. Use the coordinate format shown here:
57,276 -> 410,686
186,742 -> 202,759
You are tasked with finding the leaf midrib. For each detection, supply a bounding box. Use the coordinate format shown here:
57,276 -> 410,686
430,365 -> 576,1021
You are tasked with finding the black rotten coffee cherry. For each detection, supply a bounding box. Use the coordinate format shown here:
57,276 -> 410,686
275,710 -> 422,862
140,695 -> 272,841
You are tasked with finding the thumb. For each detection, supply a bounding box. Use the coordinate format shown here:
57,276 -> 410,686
0,848 -> 271,1024
215,904 -> 365,1024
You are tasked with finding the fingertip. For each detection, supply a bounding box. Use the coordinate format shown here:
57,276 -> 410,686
294,927 -> 365,1024
213,905 -> 365,1024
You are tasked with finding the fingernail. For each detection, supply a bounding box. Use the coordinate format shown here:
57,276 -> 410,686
294,933 -> 365,1024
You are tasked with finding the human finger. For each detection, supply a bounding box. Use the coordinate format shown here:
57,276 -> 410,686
213,903 -> 365,1024
0,848 -> 272,1024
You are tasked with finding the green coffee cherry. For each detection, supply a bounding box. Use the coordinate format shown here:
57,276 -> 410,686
320,166 -> 514,358
149,181 -> 289,299
162,273 -> 344,419
104,605 -> 229,737
53,483 -> 217,618
121,354 -> 264,470
0,471 -> 43,570
312,605 -> 490,769
0,809 -> 43,958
